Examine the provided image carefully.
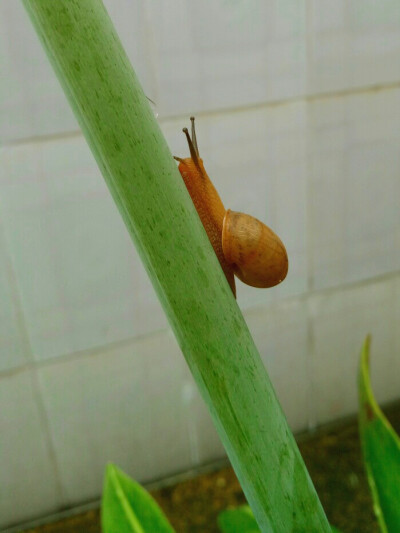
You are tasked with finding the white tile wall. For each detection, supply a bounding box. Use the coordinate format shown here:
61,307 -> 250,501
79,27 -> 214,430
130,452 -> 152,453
0,219 -> 29,371
309,276 -> 398,426
0,101 -> 310,367
0,1 -> 77,142
185,383 -> 226,465
309,87 -> 400,291
2,0 -> 400,141
37,331 -> 195,505
0,369 -> 62,529
0,0 -> 399,528
148,0 -> 307,117
0,0 -> 156,143
245,298 -> 310,432
369,276 -> 400,407
396,276 -> 400,364
103,0 -> 157,103
308,0 -> 400,94
0,137 -> 167,361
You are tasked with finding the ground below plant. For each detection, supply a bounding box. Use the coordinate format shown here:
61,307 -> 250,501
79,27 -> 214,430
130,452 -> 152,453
23,402 -> 400,533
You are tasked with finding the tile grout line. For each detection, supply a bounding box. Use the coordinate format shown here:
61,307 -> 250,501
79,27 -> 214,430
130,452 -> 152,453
2,81 -> 400,148
305,296 -> 318,431
304,0 -> 316,432
0,270 -> 398,381
0,325 -> 172,378
0,221 -> 68,507
0,215 -> 35,368
30,368 -> 68,506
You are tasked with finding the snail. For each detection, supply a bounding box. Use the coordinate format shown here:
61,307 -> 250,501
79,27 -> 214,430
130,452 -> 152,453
174,117 -> 288,298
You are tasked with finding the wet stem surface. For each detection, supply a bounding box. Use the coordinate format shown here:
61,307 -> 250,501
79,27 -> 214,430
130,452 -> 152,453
24,403 -> 400,533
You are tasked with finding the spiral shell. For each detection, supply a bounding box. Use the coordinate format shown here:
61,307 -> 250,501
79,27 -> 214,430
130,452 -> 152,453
222,210 -> 288,288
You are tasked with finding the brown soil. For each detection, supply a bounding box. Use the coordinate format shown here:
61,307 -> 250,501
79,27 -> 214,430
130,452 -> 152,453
22,403 -> 400,533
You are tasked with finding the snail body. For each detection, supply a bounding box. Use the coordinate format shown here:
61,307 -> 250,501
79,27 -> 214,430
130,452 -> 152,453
175,118 -> 288,297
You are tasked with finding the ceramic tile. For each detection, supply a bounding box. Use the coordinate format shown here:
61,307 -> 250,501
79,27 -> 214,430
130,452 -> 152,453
0,1 -> 77,142
244,299 -> 310,432
369,275 -> 400,408
309,88 -> 400,291
102,0 -> 157,102
269,103 -> 309,300
149,0 -> 307,117
0,217 -> 29,371
180,379 -> 226,466
309,0 -> 400,94
0,0 -> 156,142
309,277 -> 397,426
37,331 -> 193,505
0,138 -> 166,361
395,275 -> 400,370
0,369 -> 62,529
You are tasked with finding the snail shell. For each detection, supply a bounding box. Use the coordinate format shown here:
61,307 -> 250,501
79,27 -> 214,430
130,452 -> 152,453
222,210 -> 288,288
175,117 -> 289,296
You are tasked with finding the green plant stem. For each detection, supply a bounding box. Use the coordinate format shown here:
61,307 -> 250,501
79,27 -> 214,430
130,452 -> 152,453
22,1 -> 330,531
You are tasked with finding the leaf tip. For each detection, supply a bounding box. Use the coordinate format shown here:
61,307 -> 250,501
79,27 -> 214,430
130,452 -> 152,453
362,334 -> 372,364
105,462 -> 117,479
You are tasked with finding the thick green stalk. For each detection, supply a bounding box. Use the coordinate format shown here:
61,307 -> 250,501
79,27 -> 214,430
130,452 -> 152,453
22,1 -> 330,531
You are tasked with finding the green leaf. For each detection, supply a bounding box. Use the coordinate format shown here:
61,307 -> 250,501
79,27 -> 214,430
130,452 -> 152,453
22,2 -> 331,530
358,335 -> 400,533
217,505 -> 343,533
218,505 -> 260,532
101,463 -> 175,533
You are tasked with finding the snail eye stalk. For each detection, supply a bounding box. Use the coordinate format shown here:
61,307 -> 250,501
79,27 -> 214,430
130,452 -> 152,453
183,127 -> 200,168
190,116 -> 199,156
